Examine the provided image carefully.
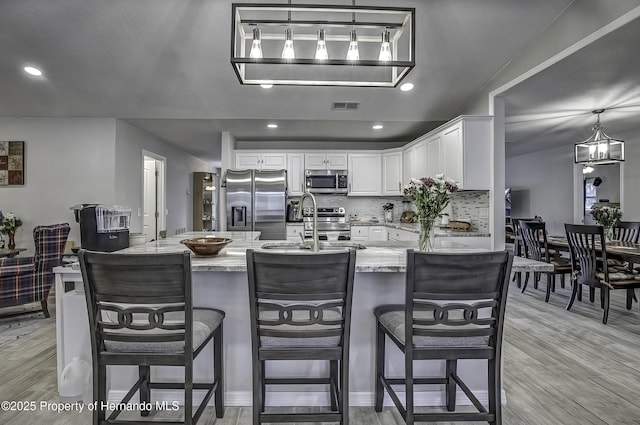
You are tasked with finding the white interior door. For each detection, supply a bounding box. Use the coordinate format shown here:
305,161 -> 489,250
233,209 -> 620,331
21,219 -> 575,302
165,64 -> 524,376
143,158 -> 157,241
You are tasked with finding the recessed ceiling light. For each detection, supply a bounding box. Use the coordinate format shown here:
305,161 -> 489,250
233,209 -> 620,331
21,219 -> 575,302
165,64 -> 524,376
372,124 -> 383,130
24,66 -> 42,76
267,123 -> 278,129
400,82 -> 414,91
260,84 -> 273,89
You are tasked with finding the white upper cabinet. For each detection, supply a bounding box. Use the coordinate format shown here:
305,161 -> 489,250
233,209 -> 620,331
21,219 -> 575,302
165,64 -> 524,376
426,135 -> 442,178
382,150 -> 403,196
347,153 -> 382,196
440,117 -> 491,190
235,152 -> 287,170
287,153 -> 305,196
304,153 -> 348,170
402,139 -> 427,184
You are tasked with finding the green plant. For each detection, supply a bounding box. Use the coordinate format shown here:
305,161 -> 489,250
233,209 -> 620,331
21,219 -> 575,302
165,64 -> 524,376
0,210 -> 23,235
382,203 -> 394,211
590,206 -> 622,228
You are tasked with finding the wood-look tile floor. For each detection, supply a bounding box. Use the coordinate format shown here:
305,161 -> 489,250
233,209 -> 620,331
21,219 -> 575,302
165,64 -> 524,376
1,278 -> 640,425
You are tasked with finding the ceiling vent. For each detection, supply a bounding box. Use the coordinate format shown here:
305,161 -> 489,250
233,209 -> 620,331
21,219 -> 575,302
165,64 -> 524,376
331,101 -> 360,111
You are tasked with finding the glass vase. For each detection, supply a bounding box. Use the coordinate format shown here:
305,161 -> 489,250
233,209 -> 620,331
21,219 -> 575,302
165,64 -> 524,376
8,232 -> 16,250
418,218 -> 436,252
604,226 -> 614,242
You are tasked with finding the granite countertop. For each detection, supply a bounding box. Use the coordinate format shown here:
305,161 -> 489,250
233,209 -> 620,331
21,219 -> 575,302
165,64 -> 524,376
111,233 -> 549,273
348,220 -> 491,237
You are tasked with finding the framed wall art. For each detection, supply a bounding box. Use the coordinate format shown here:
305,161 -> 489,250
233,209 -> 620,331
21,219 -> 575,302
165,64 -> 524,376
0,141 -> 25,186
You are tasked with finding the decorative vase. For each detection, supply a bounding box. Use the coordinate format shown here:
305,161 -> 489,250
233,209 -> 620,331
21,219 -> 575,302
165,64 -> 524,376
384,210 -> 393,223
7,232 -> 16,250
418,218 -> 436,252
604,225 -> 614,242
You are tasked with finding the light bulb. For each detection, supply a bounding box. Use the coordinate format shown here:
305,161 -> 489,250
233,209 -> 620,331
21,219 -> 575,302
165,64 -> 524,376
378,31 -> 392,62
315,29 -> 328,60
282,28 -> 295,60
249,28 -> 262,59
346,30 -> 359,61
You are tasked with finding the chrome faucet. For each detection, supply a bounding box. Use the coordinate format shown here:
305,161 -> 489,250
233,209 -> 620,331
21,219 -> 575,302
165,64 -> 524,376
295,191 -> 319,252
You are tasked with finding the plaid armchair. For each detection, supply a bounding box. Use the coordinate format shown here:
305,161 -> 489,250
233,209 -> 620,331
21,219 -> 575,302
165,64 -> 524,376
0,223 -> 71,317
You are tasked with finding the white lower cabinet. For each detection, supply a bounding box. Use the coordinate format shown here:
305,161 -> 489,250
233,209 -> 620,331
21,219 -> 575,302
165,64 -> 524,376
286,224 -> 304,242
387,228 -> 419,242
438,236 -> 491,249
351,226 -> 369,241
369,226 -> 388,241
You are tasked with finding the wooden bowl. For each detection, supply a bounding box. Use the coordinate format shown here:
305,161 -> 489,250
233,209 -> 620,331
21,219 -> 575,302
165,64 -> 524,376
180,237 -> 232,256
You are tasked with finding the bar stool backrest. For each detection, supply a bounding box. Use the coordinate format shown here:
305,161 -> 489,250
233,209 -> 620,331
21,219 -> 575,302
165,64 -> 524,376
405,251 -> 513,351
246,250 -> 356,348
79,250 -> 193,354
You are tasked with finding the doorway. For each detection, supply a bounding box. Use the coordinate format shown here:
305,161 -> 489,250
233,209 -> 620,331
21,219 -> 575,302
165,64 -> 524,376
143,152 -> 166,242
583,163 -> 621,225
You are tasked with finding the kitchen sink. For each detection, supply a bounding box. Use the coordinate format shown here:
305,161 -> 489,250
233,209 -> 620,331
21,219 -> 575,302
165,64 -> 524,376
260,241 -> 366,251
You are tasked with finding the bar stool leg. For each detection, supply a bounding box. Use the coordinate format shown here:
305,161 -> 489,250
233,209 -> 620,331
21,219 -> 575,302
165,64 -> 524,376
214,326 -> 225,418
488,357 -> 502,425
374,323 -> 385,412
139,365 -> 150,416
330,360 -> 338,411
446,360 -> 457,411
253,359 -> 263,425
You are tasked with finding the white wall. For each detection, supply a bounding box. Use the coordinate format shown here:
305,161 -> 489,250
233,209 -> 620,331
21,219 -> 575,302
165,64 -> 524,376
0,118 -> 116,254
115,121 -> 210,236
505,144 -> 575,236
619,127 -> 640,220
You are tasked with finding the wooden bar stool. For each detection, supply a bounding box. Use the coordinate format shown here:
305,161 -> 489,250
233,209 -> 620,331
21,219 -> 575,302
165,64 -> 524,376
246,249 -> 356,425
79,250 -> 225,425
374,250 -> 513,425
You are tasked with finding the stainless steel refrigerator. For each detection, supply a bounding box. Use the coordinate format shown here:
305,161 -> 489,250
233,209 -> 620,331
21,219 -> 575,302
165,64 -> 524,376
225,169 -> 287,240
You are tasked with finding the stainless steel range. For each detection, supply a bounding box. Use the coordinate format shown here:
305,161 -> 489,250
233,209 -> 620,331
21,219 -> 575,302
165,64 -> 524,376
303,207 -> 350,240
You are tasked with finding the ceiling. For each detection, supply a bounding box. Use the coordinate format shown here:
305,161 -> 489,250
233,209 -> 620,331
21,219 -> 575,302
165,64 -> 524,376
503,15 -> 640,158
2,0 -> 623,166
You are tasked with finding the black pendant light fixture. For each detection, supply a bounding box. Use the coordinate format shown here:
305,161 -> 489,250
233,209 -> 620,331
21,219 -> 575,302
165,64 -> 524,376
574,109 -> 625,165
230,2 -> 415,87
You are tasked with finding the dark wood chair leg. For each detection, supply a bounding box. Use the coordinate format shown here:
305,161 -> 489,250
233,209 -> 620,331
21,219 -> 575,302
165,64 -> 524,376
139,365 -> 151,416
600,288 -> 605,309
253,359 -> 263,425
41,300 -> 50,318
551,274 -> 556,293
330,360 -> 339,411
602,289 -> 610,325
446,360 -> 457,411
96,364 -> 107,425
185,360 -> 193,425
260,360 -> 266,413
520,274 -> 529,293
374,323 -> 385,412
214,326 -> 224,418
488,357 -> 502,425
590,287 -> 596,303
340,354 -> 349,425
544,273 -> 552,302
566,280 -> 578,310
405,358 -> 414,425
533,272 -> 539,290
577,285 -> 582,302
560,273 -> 565,289
626,289 -> 634,310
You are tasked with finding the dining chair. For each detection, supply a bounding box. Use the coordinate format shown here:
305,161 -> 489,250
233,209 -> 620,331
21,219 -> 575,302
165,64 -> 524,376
611,221 -> 640,243
510,217 -> 542,288
79,250 -> 225,425
374,250 -> 513,425
518,221 -> 572,302
564,224 -> 640,324
246,249 -> 356,425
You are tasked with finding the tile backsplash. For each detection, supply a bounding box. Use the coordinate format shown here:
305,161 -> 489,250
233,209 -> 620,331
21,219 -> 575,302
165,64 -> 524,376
291,191 -> 490,232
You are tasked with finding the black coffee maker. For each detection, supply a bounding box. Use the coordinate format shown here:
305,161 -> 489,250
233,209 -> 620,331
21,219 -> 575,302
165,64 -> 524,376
286,200 -> 302,222
71,204 -> 131,252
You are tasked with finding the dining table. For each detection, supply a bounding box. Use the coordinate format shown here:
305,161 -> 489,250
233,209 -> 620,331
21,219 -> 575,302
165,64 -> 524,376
545,235 -> 640,264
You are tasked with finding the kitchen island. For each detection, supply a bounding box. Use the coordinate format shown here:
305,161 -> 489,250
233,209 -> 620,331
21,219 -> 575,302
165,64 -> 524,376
54,233 -> 551,408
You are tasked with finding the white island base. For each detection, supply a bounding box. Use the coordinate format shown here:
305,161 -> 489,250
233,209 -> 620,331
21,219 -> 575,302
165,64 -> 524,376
55,237 -> 551,408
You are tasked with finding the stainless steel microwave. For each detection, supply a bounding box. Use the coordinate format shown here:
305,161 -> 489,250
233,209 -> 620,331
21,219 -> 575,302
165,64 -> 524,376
305,169 -> 348,194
